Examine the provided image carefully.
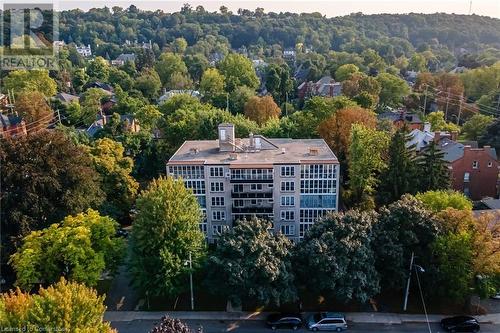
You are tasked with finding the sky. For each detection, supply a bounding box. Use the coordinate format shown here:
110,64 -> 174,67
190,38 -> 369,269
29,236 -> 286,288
54,0 -> 500,18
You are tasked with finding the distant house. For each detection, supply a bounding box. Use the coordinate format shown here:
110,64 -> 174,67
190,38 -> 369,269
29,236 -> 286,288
208,52 -> 224,66
283,49 -> 296,59
86,113 -> 140,137
158,90 -> 201,105
55,92 -> 80,104
407,123 -> 458,151
293,64 -> 310,83
76,44 -> 92,57
83,82 -> 114,94
378,109 -> 424,130
111,53 -> 136,66
298,76 -> 342,99
0,113 -> 27,138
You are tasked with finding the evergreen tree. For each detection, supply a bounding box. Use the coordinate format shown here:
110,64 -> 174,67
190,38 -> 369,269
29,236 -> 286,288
416,141 -> 451,191
377,128 -> 417,205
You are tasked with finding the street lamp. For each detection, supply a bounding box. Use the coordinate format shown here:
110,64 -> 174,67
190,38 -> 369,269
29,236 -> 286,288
184,252 -> 194,311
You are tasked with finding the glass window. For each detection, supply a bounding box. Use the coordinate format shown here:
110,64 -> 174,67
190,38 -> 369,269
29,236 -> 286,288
280,210 -> 295,221
211,197 -> 225,206
280,224 -> 295,236
472,161 -> 479,169
281,181 -> 295,192
209,166 -> 224,177
280,166 -> 295,177
210,182 -> 224,192
280,196 -> 295,206
212,210 -> 226,221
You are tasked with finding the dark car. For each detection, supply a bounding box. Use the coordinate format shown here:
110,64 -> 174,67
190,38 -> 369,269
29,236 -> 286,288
266,313 -> 302,330
441,316 -> 480,332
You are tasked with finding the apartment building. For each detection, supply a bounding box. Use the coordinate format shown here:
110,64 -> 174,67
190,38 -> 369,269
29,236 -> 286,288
167,123 -> 340,241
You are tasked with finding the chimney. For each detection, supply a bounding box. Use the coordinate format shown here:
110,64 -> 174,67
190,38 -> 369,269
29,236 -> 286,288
423,122 -> 431,133
434,131 -> 441,143
451,131 -> 458,141
218,123 -> 235,152
309,148 -> 319,156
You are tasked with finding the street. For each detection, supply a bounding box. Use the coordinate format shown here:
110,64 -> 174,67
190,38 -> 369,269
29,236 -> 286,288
111,319 -> 500,333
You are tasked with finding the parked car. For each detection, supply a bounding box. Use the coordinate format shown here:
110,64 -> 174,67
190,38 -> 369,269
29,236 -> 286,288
440,316 -> 480,332
490,292 -> 500,300
307,312 -> 347,331
266,313 -> 302,330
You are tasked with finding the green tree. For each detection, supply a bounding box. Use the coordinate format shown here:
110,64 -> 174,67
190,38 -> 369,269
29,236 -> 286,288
183,53 -> 209,83
229,85 -> 256,113
200,68 -> 226,106
431,231 -> 474,301
135,68 -> 162,100
0,131 -> 102,258
0,279 -> 115,332
171,37 -> 188,54
462,114 -> 495,141
265,63 -> 293,105
377,128 -> 417,204
425,111 -> 461,132
342,72 -> 381,109
218,53 -> 259,91
348,124 -> 389,209
155,52 -> 188,86
88,138 -> 139,221
293,210 -> 380,303
86,56 -> 110,82
479,117 -> 500,152
108,67 -> 134,91
129,177 -> 206,297
72,68 -> 89,93
206,218 -> 296,307
334,64 -> 359,81
416,141 -> 451,192
372,195 -> 439,289
376,73 -> 410,108
408,53 -> 427,72
10,209 -> 125,290
3,69 -> 57,97
135,104 -> 162,132
415,190 -> 472,213
79,88 -> 108,126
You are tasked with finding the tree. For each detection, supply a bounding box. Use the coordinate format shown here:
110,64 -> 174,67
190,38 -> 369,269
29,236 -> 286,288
200,68 -> 226,106
415,141 -> 451,192
0,279 -> 115,332
135,68 -> 162,100
318,106 -> 377,162
155,52 -> 188,86
86,56 -> 110,82
10,209 -> 125,290
244,95 -> 281,125
150,316 -> 191,333
293,211 -> 380,303
479,118 -> 500,152
341,72 -> 381,109
0,131 -> 102,258
166,71 -> 193,90
108,67 -> 134,91
415,190 -> 472,213
431,231 -> 474,301
229,85 -> 256,113
14,91 -> 54,130
205,218 -> 296,307
376,73 -> 410,108
377,128 -> 417,204
372,195 -> 439,289
334,64 -> 359,81
183,53 -> 209,83
348,124 -> 389,209
218,53 -> 259,91
265,63 -> 293,105
72,68 -> 89,93
3,69 -> 57,97
79,88 -> 108,126
129,177 -> 206,297
408,53 -> 427,72
135,104 -> 162,132
462,114 -> 495,141
88,138 -> 139,221
425,111 -> 460,132
171,37 -> 188,54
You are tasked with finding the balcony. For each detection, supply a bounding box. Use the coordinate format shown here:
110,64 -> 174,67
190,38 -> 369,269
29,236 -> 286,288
232,206 -> 273,214
231,191 -> 273,199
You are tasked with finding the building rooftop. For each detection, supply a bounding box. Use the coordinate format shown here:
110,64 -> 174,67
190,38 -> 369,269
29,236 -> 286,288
168,137 -> 338,166
378,110 -> 423,124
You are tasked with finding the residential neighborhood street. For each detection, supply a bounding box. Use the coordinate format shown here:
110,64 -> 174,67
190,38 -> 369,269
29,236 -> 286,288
111,319 -> 500,333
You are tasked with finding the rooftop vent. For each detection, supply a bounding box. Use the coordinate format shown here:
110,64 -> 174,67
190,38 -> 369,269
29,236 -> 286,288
189,147 -> 199,155
281,148 -> 286,154
309,148 -> 319,156
229,153 -> 238,160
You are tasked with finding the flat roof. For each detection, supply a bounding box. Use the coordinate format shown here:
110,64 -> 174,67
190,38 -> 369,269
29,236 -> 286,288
167,138 -> 339,166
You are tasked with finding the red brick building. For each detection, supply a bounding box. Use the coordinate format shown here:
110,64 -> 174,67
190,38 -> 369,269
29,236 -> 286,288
438,138 -> 499,200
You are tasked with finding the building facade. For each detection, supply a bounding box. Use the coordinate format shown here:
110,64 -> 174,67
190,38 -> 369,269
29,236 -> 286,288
167,124 -> 340,241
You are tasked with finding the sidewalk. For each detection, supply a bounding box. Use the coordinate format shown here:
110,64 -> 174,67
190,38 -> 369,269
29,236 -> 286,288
105,311 -> 500,325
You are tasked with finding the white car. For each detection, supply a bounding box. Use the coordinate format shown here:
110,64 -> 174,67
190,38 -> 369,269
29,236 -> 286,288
307,312 -> 348,332
491,292 -> 500,300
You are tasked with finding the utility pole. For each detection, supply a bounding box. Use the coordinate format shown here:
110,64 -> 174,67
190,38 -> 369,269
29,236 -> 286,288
457,95 -> 463,125
469,0 -> 473,15
423,85 -> 428,113
403,252 -> 415,311
188,252 -> 194,311
285,92 -> 289,117
226,93 -> 229,112
445,89 -> 450,121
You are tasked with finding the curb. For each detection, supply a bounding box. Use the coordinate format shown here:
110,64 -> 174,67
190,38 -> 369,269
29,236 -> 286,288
105,311 -> 500,325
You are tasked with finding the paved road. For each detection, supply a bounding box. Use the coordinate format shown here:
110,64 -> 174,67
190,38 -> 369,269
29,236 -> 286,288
111,319 -> 500,333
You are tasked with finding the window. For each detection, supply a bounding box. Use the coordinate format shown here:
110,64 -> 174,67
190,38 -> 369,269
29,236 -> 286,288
211,197 -> 225,206
168,165 -> 205,179
281,181 -> 295,192
210,167 -> 224,177
210,182 -> 224,192
472,161 -> 479,169
281,196 -> 295,206
464,172 -> 470,182
280,210 -> 295,221
250,184 -> 263,191
234,199 -> 244,207
220,129 -> 226,140
184,180 -> 206,194
212,210 -> 226,221
280,224 -> 295,236
300,179 -> 336,194
233,184 -> 243,193
212,224 -> 228,236
299,223 -> 314,238
280,166 -> 295,177
488,161 -> 493,168
199,223 -> 208,235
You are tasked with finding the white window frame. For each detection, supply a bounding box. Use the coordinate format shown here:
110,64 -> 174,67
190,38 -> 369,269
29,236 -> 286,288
209,166 -> 224,178
280,196 -> 295,207
280,224 -> 295,236
472,161 -> 479,169
280,210 -> 295,221
281,181 -> 295,192
280,166 -> 295,178
212,210 -> 226,221
210,182 -> 224,192
211,196 -> 225,207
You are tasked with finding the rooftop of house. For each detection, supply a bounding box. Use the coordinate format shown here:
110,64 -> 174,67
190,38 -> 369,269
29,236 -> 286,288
115,53 -> 136,62
0,113 -> 24,127
378,110 -> 423,124
55,92 -> 80,104
168,132 -> 338,166
437,138 -> 497,163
